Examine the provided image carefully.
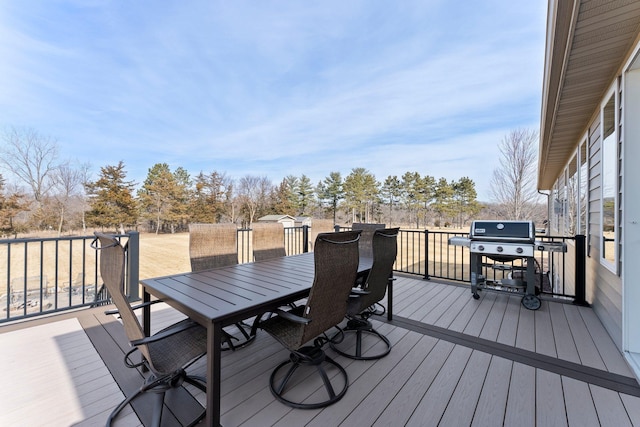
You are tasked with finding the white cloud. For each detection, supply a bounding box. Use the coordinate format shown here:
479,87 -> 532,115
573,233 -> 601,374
0,0 -> 546,203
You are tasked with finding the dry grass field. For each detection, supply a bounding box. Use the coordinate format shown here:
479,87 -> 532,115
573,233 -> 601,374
137,232 -> 192,279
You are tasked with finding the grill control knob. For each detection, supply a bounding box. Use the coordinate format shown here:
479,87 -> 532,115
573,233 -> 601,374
516,247 -> 523,254
478,245 -> 484,251
497,246 -> 503,252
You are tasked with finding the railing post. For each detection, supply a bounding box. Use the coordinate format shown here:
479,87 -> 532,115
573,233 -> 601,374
424,229 -> 431,280
574,234 -> 587,305
302,225 -> 309,253
126,231 -> 140,301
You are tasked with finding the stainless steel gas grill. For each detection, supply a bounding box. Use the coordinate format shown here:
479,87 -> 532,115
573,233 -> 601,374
448,220 -> 566,310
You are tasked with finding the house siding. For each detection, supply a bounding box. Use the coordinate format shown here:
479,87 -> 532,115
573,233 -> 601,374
552,87 -> 624,349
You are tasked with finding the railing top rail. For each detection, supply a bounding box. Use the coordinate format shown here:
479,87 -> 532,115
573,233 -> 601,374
0,233 -> 130,245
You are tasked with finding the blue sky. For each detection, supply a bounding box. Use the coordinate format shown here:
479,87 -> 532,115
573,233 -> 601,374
0,0 -> 546,201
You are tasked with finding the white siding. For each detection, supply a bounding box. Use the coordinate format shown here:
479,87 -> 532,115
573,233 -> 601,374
552,86 -> 624,349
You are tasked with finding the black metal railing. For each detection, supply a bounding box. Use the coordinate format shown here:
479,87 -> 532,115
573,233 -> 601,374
392,229 -> 585,304
339,227 -> 585,304
0,232 -> 139,323
1,226 -> 586,323
237,226 -> 309,264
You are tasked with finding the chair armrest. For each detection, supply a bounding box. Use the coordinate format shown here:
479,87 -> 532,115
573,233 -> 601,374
350,288 -> 370,296
273,308 -> 312,325
104,299 -> 162,316
130,319 -> 199,346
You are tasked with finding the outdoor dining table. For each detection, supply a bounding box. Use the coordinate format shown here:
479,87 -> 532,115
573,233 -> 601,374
140,251 -> 390,426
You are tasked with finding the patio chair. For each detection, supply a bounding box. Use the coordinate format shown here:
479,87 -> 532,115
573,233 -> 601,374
92,233 -> 207,427
258,230 -> 361,409
351,222 -> 386,259
252,222 -> 286,261
351,222 -> 386,286
330,227 -> 399,360
189,222 -> 255,350
189,222 -> 239,271
308,219 -> 335,250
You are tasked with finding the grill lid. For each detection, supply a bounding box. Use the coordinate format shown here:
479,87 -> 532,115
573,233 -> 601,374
470,220 -> 535,242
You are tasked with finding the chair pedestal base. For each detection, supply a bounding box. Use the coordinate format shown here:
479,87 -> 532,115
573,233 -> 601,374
107,370 -> 206,427
330,318 -> 391,360
270,345 -> 348,409
223,321 -> 256,351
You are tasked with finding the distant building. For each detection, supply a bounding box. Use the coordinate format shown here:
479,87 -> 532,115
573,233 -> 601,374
256,215 -> 296,228
294,217 -> 312,227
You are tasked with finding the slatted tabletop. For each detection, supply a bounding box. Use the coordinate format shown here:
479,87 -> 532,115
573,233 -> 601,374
140,252 -> 373,427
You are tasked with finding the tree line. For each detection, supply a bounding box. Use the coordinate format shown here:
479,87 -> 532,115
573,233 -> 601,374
1,127 -> 544,237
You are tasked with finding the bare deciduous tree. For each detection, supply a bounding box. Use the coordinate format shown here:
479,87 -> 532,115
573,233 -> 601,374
237,175 -> 273,225
490,128 -> 540,220
0,127 -> 60,204
51,162 -> 85,235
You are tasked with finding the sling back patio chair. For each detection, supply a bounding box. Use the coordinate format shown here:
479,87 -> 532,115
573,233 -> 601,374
258,230 -> 361,409
252,222 -> 287,261
189,223 -> 239,270
188,223 -> 256,350
351,222 -> 386,259
351,222 -> 386,287
330,227 -> 399,360
93,233 -> 207,427
308,219 -> 335,251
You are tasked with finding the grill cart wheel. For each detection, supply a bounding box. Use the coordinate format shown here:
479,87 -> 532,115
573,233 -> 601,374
521,294 -> 541,310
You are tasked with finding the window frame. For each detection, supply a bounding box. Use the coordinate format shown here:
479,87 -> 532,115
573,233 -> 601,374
600,84 -> 619,273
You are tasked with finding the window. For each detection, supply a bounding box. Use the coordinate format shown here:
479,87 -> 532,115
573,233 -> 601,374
567,155 -> 578,235
601,92 -> 618,269
552,182 -> 560,233
579,141 -> 588,236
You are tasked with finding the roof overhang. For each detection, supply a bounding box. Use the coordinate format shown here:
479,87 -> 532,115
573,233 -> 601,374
538,0 -> 640,190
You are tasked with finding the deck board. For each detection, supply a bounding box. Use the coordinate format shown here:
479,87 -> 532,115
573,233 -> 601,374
578,305 -> 634,376
406,344 -> 474,426
338,335 -> 439,427
590,384 -> 633,426
534,302 -> 557,358
439,350 -> 492,426
479,292 -> 508,341
504,362 -> 535,427
305,329 -> 423,427
471,355 -> 512,426
2,274 -> 640,426
463,291 -> 498,337
549,300 -> 581,364
515,302 -> 536,352
496,295 -> 521,346
536,369 -> 567,426
0,317 -> 139,426
372,339 -> 455,427
620,393 -> 640,424
562,376 -> 600,427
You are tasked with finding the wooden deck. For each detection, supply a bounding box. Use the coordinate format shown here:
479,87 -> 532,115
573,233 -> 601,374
2,274 -> 640,426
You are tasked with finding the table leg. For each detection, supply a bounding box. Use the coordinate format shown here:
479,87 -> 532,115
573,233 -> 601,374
387,274 -> 393,321
206,322 -> 223,427
142,288 -> 151,337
